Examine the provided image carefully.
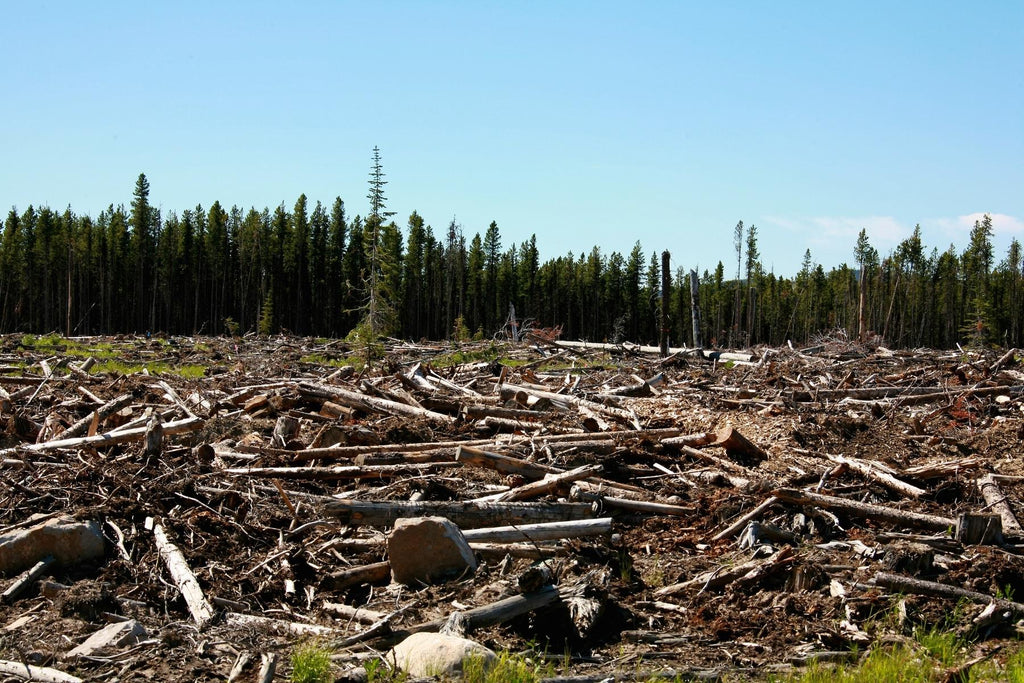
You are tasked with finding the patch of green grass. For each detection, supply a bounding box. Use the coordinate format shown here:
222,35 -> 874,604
290,640 -> 333,683
462,650 -> 555,683
87,360 -> 207,378
914,625 -> 965,668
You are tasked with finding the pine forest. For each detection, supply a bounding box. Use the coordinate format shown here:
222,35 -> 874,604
1,153 -> 1021,350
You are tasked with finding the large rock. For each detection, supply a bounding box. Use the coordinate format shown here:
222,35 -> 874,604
387,516 -> 476,586
389,632 -> 495,678
0,516 -> 105,574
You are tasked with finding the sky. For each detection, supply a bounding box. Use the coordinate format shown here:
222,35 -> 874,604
3,1 -> 1022,277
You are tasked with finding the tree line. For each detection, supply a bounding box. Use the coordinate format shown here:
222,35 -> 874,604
1,158 -> 1021,350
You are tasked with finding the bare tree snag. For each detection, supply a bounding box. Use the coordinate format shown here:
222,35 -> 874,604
151,520 -> 215,627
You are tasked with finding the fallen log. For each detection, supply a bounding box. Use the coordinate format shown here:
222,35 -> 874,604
498,383 -> 640,429
773,488 -> 955,532
456,445 -> 647,494
977,474 -> 1022,534
224,612 -> 343,637
569,486 -> 695,516
656,546 -> 795,596
493,464 -> 604,502
408,584 -> 560,635
325,561 -> 392,590
0,416 -> 203,458
151,520 -> 215,627
460,517 -> 613,543
298,381 -> 456,424
325,499 -> 596,529
825,453 -> 926,499
711,496 -> 779,542
222,462 -> 461,480
871,571 -> 1024,616
51,393 -> 134,440
322,601 -> 388,625
0,660 -> 82,683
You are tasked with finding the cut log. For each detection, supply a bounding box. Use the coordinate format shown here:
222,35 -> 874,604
569,486 -> 695,516
298,381 -> 455,424
977,474 -> 1022,534
711,496 -> 779,542
460,517 -> 613,543
322,601 -> 387,625
773,488 -> 955,532
955,513 -> 1002,545
51,393 -> 134,440
151,520 -> 215,627
494,464 -> 603,502
0,660 -> 82,683
223,462 -> 461,480
325,561 -> 392,590
1,555 -> 55,604
407,585 -> 560,634
871,571 -> 1024,616
712,426 -> 768,464
497,383 -> 640,428
456,445 -> 646,494
0,416 -> 203,458
825,453 -> 926,499
326,499 -> 596,529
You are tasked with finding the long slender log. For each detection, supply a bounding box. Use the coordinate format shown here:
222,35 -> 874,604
711,496 -> 779,542
494,464 -> 603,502
407,585 -> 560,634
152,521 -> 215,627
460,517 -> 613,543
656,546 -> 794,597
498,383 -> 640,428
773,488 -> 955,532
672,444 -> 749,474
325,499 -> 596,529
977,474 -> 1022,534
322,601 -> 388,625
825,453 -> 926,499
456,445 -> 647,494
0,416 -> 203,458
325,561 -> 391,590
298,381 -> 455,424
53,393 -> 135,441
0,660 -> 82,683
223,462 -> 461,480
224,612 -> 342,637
569,486 -> 695,516
791,384 -> 1024,403
871,571 -> 1024,616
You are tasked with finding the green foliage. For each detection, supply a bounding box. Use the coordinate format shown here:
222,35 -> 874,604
289,640 -> 333,683
346,318 -> 385,365
461,650 -> 555,683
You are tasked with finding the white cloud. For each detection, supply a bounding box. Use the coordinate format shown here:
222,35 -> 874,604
762,215 -> 911,249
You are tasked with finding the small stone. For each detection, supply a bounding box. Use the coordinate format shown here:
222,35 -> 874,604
388,517 -> 477,586
389,632 -> 495,677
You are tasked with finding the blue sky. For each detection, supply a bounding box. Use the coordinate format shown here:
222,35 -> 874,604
3,1 -> 1021,276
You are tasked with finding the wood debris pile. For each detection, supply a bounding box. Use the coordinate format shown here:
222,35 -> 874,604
1,334 -> 1024,681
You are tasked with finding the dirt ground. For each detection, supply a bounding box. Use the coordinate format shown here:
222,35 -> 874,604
2,333 -> 1024,681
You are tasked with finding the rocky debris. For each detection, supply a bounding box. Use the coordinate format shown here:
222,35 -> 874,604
388,517 -> 477,585
0,516 -> 104,574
